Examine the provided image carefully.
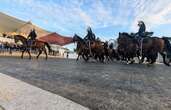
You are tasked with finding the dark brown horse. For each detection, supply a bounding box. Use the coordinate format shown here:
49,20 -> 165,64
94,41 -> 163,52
73,34 -> 106,62
117,32 -> 139,64
13,35 -> 51,59
104,42 -> 120,61
73,34 -> 89,61
91,40 -> 105,62
117,32 -> 170,66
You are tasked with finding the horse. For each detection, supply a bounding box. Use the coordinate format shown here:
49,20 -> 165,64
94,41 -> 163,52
13,35 -> 52,59
117,32 -> 139,64
117,32 -> 170,66
73,34 -> 89,61
90,40 -> 105,62
138,36 -> 171,65
103,42 -> 119,61
73,34 -> 106,62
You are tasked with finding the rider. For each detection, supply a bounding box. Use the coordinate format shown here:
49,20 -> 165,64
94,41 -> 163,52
84,26 -> 96,42
27,28 -> 37,45
84,26 -> 96,56
135,21 -> 146,39
135,21 -> 146,55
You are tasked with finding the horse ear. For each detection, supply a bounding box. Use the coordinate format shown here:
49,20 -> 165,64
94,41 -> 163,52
73,33 -> 76,37
119,32 -> 121,35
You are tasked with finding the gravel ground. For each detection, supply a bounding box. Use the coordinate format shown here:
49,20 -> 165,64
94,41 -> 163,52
0,56 -> 171,110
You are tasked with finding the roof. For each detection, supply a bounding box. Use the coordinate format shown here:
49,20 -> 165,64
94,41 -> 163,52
39,33 -> 73,46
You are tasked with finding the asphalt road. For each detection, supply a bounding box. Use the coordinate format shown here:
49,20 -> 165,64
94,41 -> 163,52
0,56 -> 171,110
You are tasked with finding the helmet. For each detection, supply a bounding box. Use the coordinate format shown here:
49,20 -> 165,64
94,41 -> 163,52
87,26 -> 92,32
138,21 -> 144,26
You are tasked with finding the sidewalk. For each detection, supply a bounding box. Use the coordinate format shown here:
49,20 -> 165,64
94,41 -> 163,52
0,73 -> 89,110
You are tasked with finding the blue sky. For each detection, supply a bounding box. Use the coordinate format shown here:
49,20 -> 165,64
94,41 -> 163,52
0,0 -> 171,50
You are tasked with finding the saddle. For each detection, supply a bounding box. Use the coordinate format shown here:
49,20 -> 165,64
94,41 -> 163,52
143,32 -> 153,37
28,39 -> 36,46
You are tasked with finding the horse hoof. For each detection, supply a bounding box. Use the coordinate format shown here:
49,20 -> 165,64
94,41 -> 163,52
164,63 -> 170,66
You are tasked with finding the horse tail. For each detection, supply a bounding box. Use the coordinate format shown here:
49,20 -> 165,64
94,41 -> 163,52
162,37 -> 171,52
45,42 -> 52,53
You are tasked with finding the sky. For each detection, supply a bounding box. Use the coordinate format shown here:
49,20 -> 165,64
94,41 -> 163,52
0,0 -> 171,50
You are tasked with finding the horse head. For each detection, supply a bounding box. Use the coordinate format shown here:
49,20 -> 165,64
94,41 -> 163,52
13,35 -> 20,43
118,32 -> 126,44
73,34 -> 85,43
73,34 -> 79,42
118,32 -> 133,46
13,35 -> 27,45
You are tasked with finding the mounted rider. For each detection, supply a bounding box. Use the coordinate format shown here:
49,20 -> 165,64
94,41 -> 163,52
27,28 -> 37,46
135,21 -> 146,39
84,26 -> 96,43
134,21 -> 154,56
84,26 -> 96,55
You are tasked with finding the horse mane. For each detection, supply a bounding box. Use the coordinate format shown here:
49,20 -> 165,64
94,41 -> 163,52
14,34 -> 27,40
74,34 -> 85,43
121,32 -> 132,38
120,32 -> 133,38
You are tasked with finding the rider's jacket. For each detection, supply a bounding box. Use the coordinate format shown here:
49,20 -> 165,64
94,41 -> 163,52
84,31 -> 96,41
138,23 -> 146,37
28,30 -> 37,40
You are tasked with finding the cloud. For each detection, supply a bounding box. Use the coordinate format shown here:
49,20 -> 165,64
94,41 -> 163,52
1,0 -> 171,35
130,0 -> 171,31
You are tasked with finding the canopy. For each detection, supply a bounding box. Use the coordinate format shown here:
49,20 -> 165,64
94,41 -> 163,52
0,12 -> 50,37
39,33 -> 73,46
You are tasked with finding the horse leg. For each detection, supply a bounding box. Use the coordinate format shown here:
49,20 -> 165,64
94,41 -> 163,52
127,56 -> 134,64
44,49 -> 48,60
37,50 -> 42,59
76,53 -> 81,61
82,54 -> 89,62
130,57 -> 135,64
76,54 -> 80,61
139,55 -> 145,64
21,48 -> 26,59
27,49 -> 31,60
94,54 -> 98,61
21,50 -> 24,59
149,54 -> 157,64
160,52 -> 170,66
98,54 -> 103,63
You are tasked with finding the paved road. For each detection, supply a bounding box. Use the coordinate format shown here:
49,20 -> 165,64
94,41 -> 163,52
0,73 -> 89,110
0,56 -> 171,110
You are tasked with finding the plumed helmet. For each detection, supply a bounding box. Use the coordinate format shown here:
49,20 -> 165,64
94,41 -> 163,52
87,26 -> 92,32
138,21 -> 144,25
